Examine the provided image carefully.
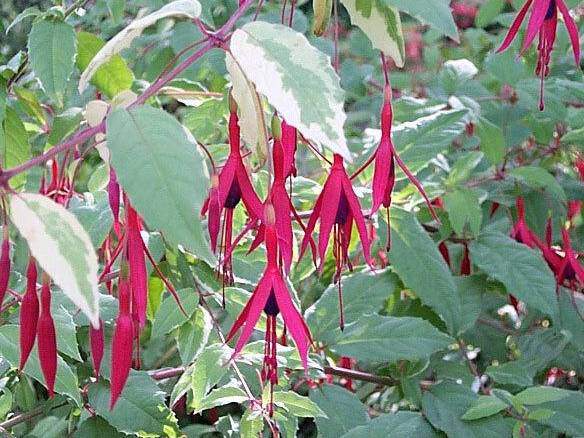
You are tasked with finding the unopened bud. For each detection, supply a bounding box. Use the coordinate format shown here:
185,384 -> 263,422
228,89 -> 238,113
313,0 -> 332,36
271,114 -> 282,141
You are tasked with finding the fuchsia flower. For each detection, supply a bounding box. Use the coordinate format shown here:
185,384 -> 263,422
0,228 -> 11,306
19,257 -> 39,371
246,119 -> 314,274
226,204 -> 312,417
201,107 -> 263,298
281,120 -> 298,179
300,153 -> 374,329
368,87 -> 439,249
510,197 -> 537,247
110,264 -> 134,409
558,227 -> 584,287
126,203 -> 148,327
90,320 -> 104,378
496,0 -> 581,110
37,276 -> 57,397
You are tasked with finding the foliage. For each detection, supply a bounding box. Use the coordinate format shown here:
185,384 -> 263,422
0,0 -> 583,436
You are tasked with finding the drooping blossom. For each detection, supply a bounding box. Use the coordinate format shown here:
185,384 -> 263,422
90,320 -> 104,377
246,118 -> 315,273
557,227 -> 584,287
19,257 -> 39,370
496,0 -> 581,110
110,264 -> 134,409
460,243 -> 471,276
510,197 -> 537,247
201,102 -> 264,300
300,153 -> 374,329
37,274 -> 57,397
226,204 -> 312,416
126,202 -> 148,327
0,228 -> 11,306
362,87 -> 439,249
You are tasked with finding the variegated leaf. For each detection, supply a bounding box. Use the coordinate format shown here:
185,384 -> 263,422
341,0 -> 405,67
79,0 -> 201,93
230,21 -> 350,161
10,193 -> 100,327
225,52 -> 269,165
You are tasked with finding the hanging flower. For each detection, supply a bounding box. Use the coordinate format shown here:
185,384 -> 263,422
201,100 -> 264,300
246,118 -> 315,274
37,275 -> 57,397
226,204 -> 312,416
300,154 -> 374,329
19,257 -> 39,371
361,86 -> 439,250
496,0 -> 581,110
510,197 -> 537,247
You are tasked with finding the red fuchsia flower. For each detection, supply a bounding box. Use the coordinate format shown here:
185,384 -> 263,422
90,320 -> 104,378
496,0 -> 581,110
460,243 -> 471,276
226,204 -> 312,417
110,264 -> 134,409
201,102 -> 264,300
567,156 -> 584,222
557,227 -> 584,287
0,228 -> 11,306
37,275 -> 57,397
19,257 -> 39,371
300,153 -> 374,329
126,202 -> 148,328
452,1 -> 478,29
510,197 -> 537,248
337,356 -> 356,391
108,167 -> 121,236
245,119 -> 315,274
281,120 -> 298,179
361,87 -> 439,250
438,241 -> 451,268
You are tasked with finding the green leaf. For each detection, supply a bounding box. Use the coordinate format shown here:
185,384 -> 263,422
341,411 -> 438,438
27,19 -> 76,104
309,384 -> 369,438
392,109 -> 467,174
485,360 -> 535,387
444,188 -> 482,236
107,105 -> 214,264
562,126 -> 584,144
532,391 -> 584,436
476,117 -> 505,165
76,32 -> 134,99
476,0 -> 505,28
331,314 -> 453,362
74,417 -> 125,438
388,208 -> 461,333
230,21 -> 350,160
273,391 -> 326,418
447,151 -> 484,185
79,0 -> 201,93
170,343 -> 231,409
469,231 -> 559,321
28,416 -> 68,438
0,325 -> 81,406
52,304 -> 81,361
88,370 -> 179,436
514,386 -> 572,405
379,0 -> 459,41
304,269 -> 398,344
462,395 -> 508,420
240,408 -> 264,438
558,287 -> 584,350
69,192 -> 113,249
5,6 -> 41,34
152,288 -> 199,335
341,0 -> 405,67
509,166 -> 566,201
176,306 -> 213,364
1,106 -> 31,189
197,383 -> 247,412
10,193 -> 100,327
422,382 -> 514,437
